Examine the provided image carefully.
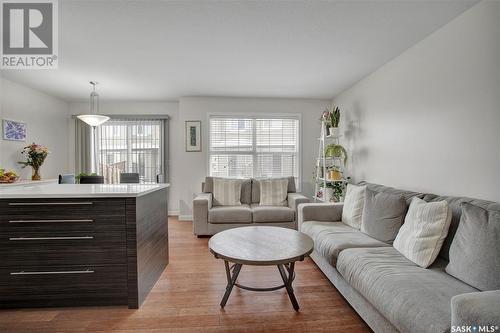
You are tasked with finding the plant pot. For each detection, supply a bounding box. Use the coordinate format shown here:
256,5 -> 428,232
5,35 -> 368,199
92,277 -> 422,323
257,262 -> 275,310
324,188 -> 334,202
31,167 -> 41,181
328,127 -> 340,137
329,170 -> 342,181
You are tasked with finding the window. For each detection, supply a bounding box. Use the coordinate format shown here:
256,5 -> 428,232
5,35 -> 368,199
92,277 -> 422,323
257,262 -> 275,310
209,116 -> 300,186
96,119 -> 166,184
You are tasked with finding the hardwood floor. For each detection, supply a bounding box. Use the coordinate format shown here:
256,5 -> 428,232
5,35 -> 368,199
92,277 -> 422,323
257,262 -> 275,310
0,217 -> 371,333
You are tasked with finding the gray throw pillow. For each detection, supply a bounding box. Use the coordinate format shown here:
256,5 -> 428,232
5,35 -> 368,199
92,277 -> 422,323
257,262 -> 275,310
445,202 -> 500,291
361,188 -> 406,243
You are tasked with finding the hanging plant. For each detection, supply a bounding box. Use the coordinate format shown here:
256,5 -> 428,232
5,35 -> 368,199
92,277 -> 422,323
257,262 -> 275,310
325,144 -> 347,165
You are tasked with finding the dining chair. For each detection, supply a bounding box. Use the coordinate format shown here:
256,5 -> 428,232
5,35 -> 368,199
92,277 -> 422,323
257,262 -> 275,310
120,173 -> 140,184
79,175 -> 105,184
156,174 -> 165,183
58,174 -> 76,184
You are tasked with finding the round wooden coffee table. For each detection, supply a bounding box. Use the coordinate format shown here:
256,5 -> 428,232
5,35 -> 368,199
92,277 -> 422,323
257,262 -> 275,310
208,226 -> 314,311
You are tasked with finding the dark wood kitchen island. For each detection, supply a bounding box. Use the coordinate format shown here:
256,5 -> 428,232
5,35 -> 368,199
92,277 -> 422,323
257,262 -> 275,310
0,183 -> 169,309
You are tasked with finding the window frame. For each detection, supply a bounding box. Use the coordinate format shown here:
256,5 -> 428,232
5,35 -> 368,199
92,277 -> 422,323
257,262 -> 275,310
94,115 -> 169,184
207,113 -> 302,190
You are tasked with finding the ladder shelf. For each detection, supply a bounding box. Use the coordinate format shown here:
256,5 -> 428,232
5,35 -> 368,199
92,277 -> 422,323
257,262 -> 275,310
314,122 -> 348,203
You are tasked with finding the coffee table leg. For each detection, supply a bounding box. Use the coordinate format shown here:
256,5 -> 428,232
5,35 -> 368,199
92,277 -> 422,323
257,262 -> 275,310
277,263 -> 299,311
221,261 -> 242,308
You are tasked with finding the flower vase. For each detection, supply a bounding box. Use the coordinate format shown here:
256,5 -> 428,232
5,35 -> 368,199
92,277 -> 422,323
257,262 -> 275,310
32,167 -> 41,181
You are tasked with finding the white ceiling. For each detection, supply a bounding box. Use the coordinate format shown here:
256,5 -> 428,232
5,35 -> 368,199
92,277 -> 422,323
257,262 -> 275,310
1,0 -> 477,101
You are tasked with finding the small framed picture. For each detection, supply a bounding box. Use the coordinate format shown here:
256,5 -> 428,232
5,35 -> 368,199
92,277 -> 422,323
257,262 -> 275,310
185,120 -> 201,152
3,119 -> 27,141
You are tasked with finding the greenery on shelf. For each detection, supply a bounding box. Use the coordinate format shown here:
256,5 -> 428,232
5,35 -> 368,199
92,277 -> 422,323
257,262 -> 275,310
325,177 -> 351,202
325,143 -> 347,165
328,106 -> 340,128
320,106 -> 341,128
76,172 -> 97,183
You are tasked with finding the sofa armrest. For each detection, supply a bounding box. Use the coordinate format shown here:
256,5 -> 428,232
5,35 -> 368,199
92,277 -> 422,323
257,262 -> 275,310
298,203 -> 343,231
287,193 -> 310,213
193,192 -> 213,235
451,290 -> 500,328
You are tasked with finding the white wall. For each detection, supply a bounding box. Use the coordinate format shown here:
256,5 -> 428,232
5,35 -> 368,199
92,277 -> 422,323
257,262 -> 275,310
0,78 -> 70,180
69,97 -> 329,218
332,0 -> 500,202
176,97 -> 330,218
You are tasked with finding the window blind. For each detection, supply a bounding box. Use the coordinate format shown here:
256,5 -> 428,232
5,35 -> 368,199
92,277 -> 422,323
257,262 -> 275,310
96,119 -> 165,184
209,116 -> 299,185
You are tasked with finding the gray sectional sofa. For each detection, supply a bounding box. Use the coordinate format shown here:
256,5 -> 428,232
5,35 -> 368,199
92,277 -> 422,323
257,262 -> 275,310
193,176 -> 309,236
298,182 -> 500,333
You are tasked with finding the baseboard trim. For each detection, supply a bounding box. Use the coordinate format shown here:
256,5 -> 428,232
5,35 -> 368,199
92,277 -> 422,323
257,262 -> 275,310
178,215 -> 193,221
168,210 -> 180,216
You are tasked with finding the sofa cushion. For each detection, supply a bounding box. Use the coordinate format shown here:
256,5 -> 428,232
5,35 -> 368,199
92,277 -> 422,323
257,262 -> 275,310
204,177 -> 252,205
358,181 -> 425,206
394,197 -> 452,268
252,176 -> 296,203
361,188 -> 406,243
359,181 -> 500,261
208,204 -> 252,224
337,247 -> 478,333
342,184 -> 366,229
212,178 -> 243,206
258,178 -> 289,206
300,221 -> 390,266
445,202 -> 500,291
251,204 -> 294,222
422,193 -> 500,261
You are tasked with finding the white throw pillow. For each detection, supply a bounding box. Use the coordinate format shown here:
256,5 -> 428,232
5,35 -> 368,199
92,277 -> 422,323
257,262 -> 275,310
393,197 -> 452,268
212,178 -> 242,206
259,178 -> 289,206
342,184 -> 366,229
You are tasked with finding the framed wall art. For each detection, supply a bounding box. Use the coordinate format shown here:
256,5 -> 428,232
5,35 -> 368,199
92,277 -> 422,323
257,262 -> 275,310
3,119 -> 27,141
185,120 -> 201,152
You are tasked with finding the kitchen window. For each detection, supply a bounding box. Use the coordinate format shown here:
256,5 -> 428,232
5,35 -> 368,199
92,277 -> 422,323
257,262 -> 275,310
95,118 -> 167,184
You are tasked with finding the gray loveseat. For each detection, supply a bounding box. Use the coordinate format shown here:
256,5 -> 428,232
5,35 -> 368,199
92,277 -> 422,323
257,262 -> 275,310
193,176 -> 309,236
298,182 -> 500,333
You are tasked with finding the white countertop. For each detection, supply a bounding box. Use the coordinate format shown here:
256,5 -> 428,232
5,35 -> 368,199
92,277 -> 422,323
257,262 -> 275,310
0,179 -> 58,187
0,183 -> 170,198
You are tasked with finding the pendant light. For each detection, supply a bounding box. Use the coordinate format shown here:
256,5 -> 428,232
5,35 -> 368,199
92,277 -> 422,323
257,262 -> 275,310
77,81 -> 110,127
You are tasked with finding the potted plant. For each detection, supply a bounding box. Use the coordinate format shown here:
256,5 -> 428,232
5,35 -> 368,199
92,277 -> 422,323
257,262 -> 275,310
328,106 -> 341,137
327,166 -> 343,181
18,143 -> 49,181
323,184 -> 334,202
330,180 -> 348,202
325,143 -> 347,165
76,172 -> 97,184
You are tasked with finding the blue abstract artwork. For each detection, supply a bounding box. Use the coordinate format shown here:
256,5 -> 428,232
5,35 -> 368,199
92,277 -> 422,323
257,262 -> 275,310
3,120 -> 27,141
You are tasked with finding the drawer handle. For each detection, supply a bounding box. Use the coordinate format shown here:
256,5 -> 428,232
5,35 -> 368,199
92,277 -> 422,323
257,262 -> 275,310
9,236 -> 94,241
9,219 -> 94,223
8,202 -> 93,206
10,269 -> 94,275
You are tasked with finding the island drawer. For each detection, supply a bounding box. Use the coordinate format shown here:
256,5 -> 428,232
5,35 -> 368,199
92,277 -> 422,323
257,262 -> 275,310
0,264 -> 128,307
0,228 -> 126,266
0,199 -> 126,222
0,215 -> 125,234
